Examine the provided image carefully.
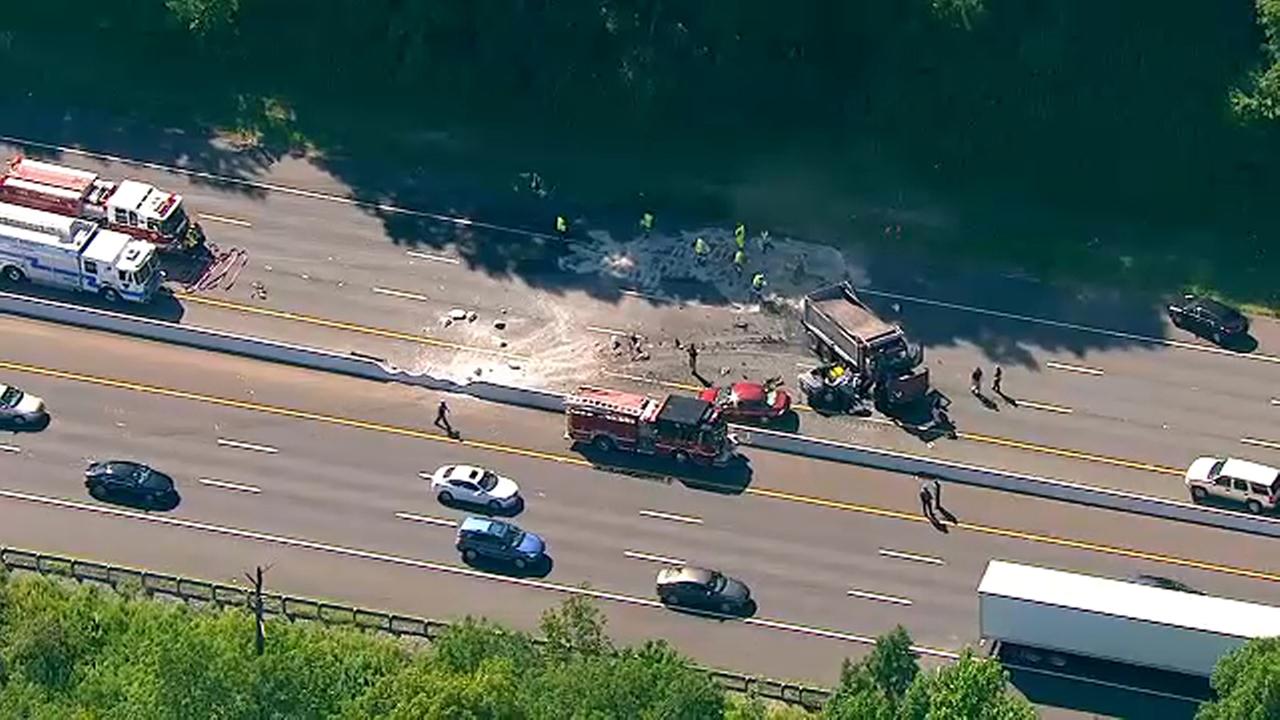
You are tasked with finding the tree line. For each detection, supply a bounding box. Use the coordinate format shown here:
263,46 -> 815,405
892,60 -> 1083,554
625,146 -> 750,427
1,568 -> 1277,717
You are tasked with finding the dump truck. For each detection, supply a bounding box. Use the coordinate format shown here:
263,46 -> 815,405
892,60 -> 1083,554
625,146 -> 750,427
799,282 -> 928,411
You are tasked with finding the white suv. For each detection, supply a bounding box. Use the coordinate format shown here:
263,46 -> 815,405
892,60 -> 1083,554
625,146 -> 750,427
1185,456 -> 1280,514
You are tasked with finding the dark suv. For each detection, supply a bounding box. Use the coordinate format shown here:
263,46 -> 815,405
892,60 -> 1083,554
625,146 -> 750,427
85,461 -> 177,506
455,516 -> 546,569
1167,294 -> 1249,344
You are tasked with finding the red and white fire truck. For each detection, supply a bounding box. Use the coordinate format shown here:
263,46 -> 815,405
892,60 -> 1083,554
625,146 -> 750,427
564,386 -> 736,466
0,155 -> 204,253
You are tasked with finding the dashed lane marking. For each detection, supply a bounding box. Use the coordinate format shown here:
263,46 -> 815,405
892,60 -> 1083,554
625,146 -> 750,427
394,511 -> 457,528
1045,360 -> 1105,376
878,549 -> 946,566
216,438 -> 278,454
197,213 -> 252,228
846,589 -> 914,606
371,286 -> 431,302
197,477 -> 262,494
623,550 -> 686,566
639,509 -> 704,525
1241,437 -> 1280,451
406,250 -> 461,265
1014,399 -> 1074,415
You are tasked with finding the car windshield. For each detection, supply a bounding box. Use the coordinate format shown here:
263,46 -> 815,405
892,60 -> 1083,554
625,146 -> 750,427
707,571 -> 727,592
1209,459 -> 1227,478
0,386 -> 21,409
479,471 -> 499,491
503,525 -> 525,546
159,206 -> 188,238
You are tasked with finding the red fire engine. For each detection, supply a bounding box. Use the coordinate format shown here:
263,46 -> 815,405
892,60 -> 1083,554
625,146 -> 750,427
564,386 -> 736,466
0,155 -> 204,253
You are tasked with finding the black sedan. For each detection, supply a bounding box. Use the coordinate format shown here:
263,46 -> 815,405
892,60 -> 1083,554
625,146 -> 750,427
1167,293 -> 1249,344
0,383 -> 48,430
655,565 -> 753,615
85,461 -> 177,507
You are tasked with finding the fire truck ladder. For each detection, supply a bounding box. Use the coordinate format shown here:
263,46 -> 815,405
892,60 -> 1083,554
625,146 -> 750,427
566,387 -> 652,417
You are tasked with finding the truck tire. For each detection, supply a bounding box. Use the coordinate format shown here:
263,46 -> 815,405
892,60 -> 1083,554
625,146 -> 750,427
592,435 -> 615,452
2,266 -> 26,284
101,287 -> 122,304
673,450 -> 690,464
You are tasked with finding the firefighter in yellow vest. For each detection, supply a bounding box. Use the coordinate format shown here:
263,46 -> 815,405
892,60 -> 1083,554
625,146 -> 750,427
693,236 -> 710,264
732,248 -> 746,274
555,215 -> 569,238
640,212 -> 654,238
751,271 -> 766,299
734,222 -> 746,250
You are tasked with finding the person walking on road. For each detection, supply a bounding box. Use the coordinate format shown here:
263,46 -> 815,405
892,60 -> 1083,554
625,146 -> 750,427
640,211 -> 654,238
919,479 -> 945,532
686,342 -> 699,375
555,215 -> 569,239
992,365 -> 1003,395
735,222 -> 747,251
732,249 -> 746,274
435,400 -> 455,437
750,272 -> 766,301
970,367 -> 983,396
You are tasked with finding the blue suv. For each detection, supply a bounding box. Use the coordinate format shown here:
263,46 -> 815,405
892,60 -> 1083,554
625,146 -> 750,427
456,516 -> 547,569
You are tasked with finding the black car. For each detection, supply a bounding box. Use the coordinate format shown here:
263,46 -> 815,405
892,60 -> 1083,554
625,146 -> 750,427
655,565 -> 752,614
85,461 -> 177,505
1167,293 -> 1249,344
0,383 -> 48,430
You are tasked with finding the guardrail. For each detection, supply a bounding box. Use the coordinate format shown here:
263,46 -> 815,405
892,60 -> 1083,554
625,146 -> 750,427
4,290 -> 1279,540
0,546 -> 831,710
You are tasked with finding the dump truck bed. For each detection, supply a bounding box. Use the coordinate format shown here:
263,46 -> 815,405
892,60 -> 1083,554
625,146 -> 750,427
801,283 -> 903,365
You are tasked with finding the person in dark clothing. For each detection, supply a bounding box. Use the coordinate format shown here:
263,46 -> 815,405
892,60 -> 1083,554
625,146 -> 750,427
970,367 -> 983,396
930,478 -> 958,524
992,365 -> 1003,395
687,343 -> 699,375
435,400 -> 455,437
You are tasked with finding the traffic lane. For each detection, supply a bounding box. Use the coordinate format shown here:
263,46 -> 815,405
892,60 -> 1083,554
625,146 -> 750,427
10,332 -> 1280,608
11,345 -> 1280,650
0,495 -> 894,686
5,313 -> 1278,582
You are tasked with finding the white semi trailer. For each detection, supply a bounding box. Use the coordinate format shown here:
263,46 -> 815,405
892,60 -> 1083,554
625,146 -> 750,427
978,560 -> 1280,678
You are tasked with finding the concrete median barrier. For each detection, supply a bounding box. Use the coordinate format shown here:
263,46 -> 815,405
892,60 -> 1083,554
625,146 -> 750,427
4,290 -> 1277,539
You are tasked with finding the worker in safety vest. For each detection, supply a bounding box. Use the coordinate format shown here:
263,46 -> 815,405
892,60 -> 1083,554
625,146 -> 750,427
732,249 -> 746,274
640,212 -> 654,238
734,222 -> 746,250
751,271 -> 766,294
555,215 -> 569,238
694,237 -> 710,264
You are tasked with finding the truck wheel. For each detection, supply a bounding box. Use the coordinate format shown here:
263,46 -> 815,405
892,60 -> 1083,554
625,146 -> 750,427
2,266 -> 25,284
101,287 -> 122,304
592,435 -> 615,452
1247,499 -> 1264,514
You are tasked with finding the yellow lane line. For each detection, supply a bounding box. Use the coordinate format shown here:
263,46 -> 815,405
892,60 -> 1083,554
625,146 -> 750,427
175,292 -> 531,362
2,357 -> 1268,584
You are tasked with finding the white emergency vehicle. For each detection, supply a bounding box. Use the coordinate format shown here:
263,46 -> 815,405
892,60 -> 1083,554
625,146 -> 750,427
0,201 -> 160,303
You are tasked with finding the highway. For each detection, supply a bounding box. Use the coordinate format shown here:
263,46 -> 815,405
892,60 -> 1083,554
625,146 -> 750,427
4,135 -> 1280,513
1,315 -> 1277,707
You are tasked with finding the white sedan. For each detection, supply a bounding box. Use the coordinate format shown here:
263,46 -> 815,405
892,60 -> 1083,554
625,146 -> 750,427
428,464 -> 521,510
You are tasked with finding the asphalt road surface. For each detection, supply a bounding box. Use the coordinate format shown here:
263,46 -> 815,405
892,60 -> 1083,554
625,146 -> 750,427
4,136 -> 1280,517
0,316 -> 1275,718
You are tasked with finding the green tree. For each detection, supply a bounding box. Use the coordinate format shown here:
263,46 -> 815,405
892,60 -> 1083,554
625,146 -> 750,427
538,594 -> 614,659
1233,0 -> 1280,122
900,650 -> 1036,720
824,626 -> 918,719
165,0 -> 240,36
1196,637 -> 1280,720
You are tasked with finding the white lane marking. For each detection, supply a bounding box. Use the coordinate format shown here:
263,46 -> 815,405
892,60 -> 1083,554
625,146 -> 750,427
587,325 -> 631,336
406,250 -> 461,265
1272,398 -> 1280,407
0,443 -> 20,453
623,550 -> 686,566
417,470 -> 434,480
858,287 -> 1280,365
198,213 -> 252,228
1241,437 -> 1280,451
372,286 -> 430,302
197,477 -> 262,494
394,511 -> 457,528
0,135 -> 559,242
639,509 -> 704,525
878,548 -> 946,566
1045,360 -> 1105,376
846,589 -> 914,606
1015,399 -> 1074,415
216,438 -> 279,454
621,288 -> 667,302
0,485 -> 958,659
